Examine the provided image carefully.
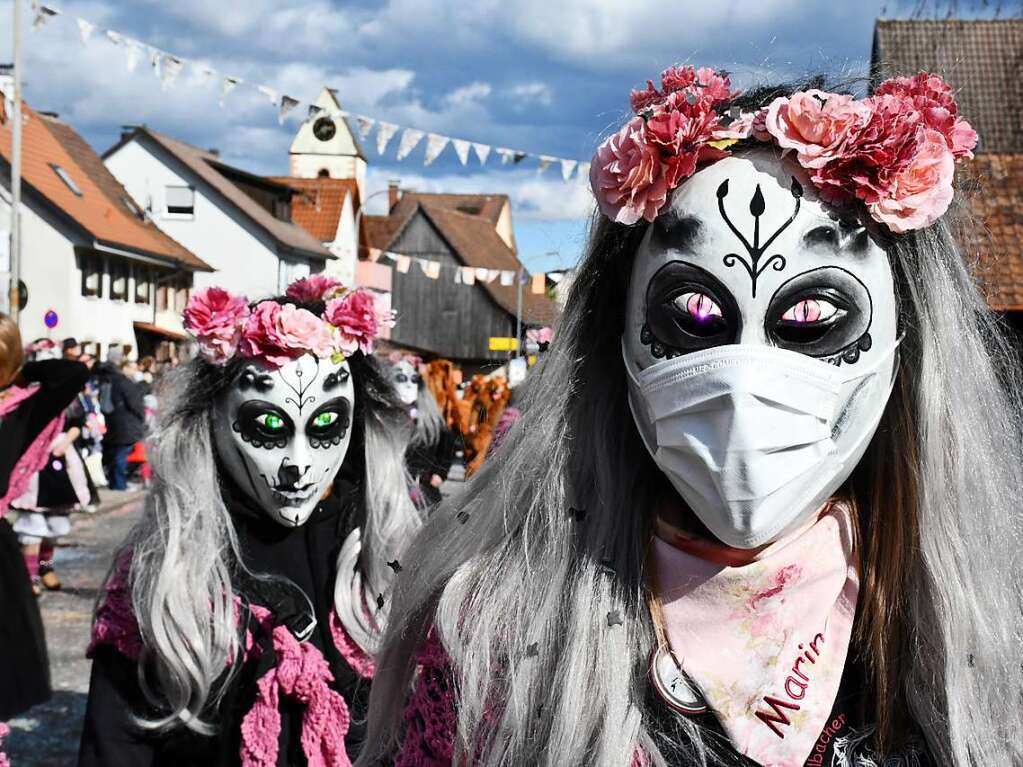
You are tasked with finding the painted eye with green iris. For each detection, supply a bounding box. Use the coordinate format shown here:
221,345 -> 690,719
306,397 -> 352,448
235,400 -> 295,448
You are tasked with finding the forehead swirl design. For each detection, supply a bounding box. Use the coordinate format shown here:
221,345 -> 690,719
717,176 -> 803,298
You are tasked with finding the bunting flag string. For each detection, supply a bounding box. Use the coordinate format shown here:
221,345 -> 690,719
358,245 -> 566,294
29,3 -> 590,181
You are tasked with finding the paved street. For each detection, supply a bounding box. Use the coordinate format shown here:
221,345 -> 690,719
5,490 -> 144,767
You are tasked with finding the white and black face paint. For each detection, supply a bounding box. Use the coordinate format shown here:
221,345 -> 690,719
389,360 -> 420,406
623,150 -> 898,548
214,354 -> 356,528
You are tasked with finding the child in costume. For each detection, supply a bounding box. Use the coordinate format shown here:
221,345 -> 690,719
78,276 -> 420,767
388,354 -> 457,510
0,315 -> 89,756
358,70 -> 1023,767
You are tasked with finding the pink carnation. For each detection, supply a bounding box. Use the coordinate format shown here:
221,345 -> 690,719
868,127 -> 955,233
875,72 -> 978,159
646,97 -> 728,188
764,90 -> 872,168
590,117 -> 669,225
324,289 -> 391,355
285,274 -> 342,303
239,302 -> 334,369
182,287 -> 250,364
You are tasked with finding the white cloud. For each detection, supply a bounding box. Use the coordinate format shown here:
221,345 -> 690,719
365,166 -> 594,222
508,82 -> 553,107
443,82 -> 492,109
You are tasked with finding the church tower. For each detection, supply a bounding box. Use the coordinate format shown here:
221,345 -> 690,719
289,88 -> 366,199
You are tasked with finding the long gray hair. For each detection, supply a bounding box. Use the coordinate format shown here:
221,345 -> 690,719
101,311 -> 419,734
360,100 -> 1023,767
410,378 -> 447,450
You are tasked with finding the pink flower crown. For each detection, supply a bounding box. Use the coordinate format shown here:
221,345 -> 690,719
589,67 -> 978,233
183,275 -> 395,369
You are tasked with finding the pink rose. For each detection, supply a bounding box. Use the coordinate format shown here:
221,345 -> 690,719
660,65 -> 698,94
869,128 -> 955,233
764,90 -> 871,168
589,117 -> 669,225
646,94 -> 727,188
324,289 -> 388,355
182,287 -> 250,364
239,302 -> 333,369
810,93 -> 921,206
285,274 -> 342,303
875,72 -> 978,159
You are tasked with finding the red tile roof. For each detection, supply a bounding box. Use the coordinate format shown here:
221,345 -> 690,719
268,176 -> 359,243
872,19 -> 1023,311
0,103 -> 208,270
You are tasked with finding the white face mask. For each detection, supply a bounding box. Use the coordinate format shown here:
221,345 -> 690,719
390,360 -> 420,406
214,354 -> 356,528
624,151 -> 898,548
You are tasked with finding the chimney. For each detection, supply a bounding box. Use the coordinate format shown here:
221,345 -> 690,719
388,180 -> 401,211
208,148 -> 221,158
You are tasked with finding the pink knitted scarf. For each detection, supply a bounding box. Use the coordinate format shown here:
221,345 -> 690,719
0,384 -> 65,516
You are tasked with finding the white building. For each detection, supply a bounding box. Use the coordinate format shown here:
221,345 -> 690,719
104,127 -> 333,301
289,88 -> 367,199
0,101 -> 209,360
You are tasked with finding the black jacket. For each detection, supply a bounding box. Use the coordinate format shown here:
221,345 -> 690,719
94,365 -> 147,446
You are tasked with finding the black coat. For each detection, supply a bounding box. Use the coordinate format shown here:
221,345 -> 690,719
94,365 -> 147,446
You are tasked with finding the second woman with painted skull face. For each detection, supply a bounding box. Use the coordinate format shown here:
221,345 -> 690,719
79,282 -> 419,767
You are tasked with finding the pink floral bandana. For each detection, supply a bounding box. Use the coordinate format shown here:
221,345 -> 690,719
653,502 -> 859,767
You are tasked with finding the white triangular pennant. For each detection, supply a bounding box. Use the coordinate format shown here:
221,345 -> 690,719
537,155 -> 556,174
160,55 -> 184,90
560,159 -> 578,181
308,104 -> 324,120
499,270 -> 515,287
257,84 -> 279,106
149,47 -> 163,79
376,122 -> 399,155
76,18 -> 95,44
461,267 -> 476,286
396,128 -> 425,161
220,76 -> 241,106
423,133 -> 450,166
105,30 -> 123,46
196,64 -> 217,83
577,162 -> 591,180
355,116 -> 375,140
497,147 -> 515,165
472,142 -> 491,166
32,4 -> 59,29
451,138 -> 471,166
454,268 -> 463,285
125,41 -> 142,72
278,95 -> 300,124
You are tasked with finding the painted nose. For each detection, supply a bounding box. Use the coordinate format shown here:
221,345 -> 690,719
278,462 -> 306,489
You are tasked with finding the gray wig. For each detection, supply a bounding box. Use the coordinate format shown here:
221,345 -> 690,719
99,301 -> 419,734
410,377 -> 447,450
359,96 -> 1023,766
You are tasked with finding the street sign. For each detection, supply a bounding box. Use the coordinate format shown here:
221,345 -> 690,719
489,337 -> 519,352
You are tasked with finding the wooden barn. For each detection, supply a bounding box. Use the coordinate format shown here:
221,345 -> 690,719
363,187 -> 558,369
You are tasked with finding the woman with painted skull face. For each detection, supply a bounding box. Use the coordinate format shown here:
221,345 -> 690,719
357,69 -> 1023,767
78,276 -> 420,767
388,355 -> 457,510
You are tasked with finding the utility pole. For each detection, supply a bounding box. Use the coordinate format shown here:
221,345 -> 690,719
8,0 -> 22,323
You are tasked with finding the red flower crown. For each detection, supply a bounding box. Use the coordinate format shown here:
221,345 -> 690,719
182,275 -> 395,369
589,67 -> 977,233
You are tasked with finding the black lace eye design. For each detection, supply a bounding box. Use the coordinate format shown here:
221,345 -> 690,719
765,267 -> 873,364
233,400 -> 294,450
306,397 -> 352,449
643,261 -> 740,357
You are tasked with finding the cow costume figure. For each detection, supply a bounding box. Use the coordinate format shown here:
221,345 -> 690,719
79,276 -> 419,767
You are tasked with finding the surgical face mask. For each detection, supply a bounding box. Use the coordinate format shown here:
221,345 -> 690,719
623,150 -> 898,548
214,354 -> 356,528
390,360 -> 420,406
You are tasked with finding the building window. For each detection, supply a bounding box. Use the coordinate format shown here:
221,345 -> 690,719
80,252 -> 104,298
156,283 -> 170,312
134,266 -> 151,304
174,278 -> 190,313
110,259 -> 128,301
50,164 -> 83,196
165,185 -> 195,217
278,260 -> 311,294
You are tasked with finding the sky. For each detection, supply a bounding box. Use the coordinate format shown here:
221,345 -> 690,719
0,0 -> 997,270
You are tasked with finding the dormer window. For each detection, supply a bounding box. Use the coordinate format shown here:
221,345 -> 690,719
165,185 -> 195,217
50,163 -> 83,196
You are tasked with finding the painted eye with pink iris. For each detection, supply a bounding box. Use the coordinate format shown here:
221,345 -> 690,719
780,298 -> 839,324
675,291 -> 724,321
